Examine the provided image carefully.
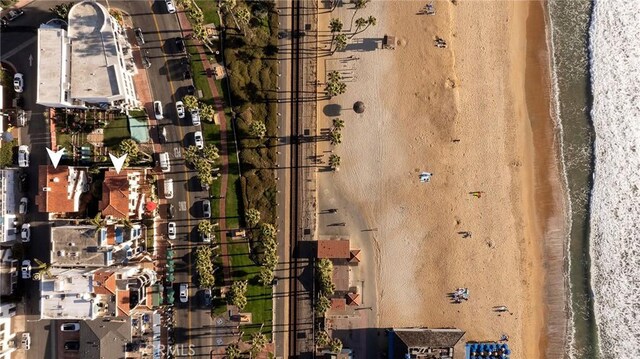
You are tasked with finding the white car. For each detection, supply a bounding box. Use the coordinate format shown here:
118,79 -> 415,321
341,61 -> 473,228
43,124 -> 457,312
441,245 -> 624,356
202,200 -> 211,219
179,283 -> 188,303
164,178 -> 174,199
21,260 -> 31,279
21,223 -> 30,242
21,333 -> 30,350
175,101 -> 185,119
60,323 -> 80,332
165,0 -> 176,13
18,145 -> 29,167
168,222 -> 176,239
190,108 -> 200,126
153,100 -> 163,120
13,73 -> 24,93
194,131 -> 204,149
19,197 -> 28,214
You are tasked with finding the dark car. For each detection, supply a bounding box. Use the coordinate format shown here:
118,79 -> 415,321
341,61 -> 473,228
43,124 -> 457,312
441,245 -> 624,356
180,56 -> 190,66
18,172 -> 28,193
167,203 -> 175,219
4,9 -> 24,22
142,54 -> 151,69
183,69 -> 191,80
201,288 -> 212,307
175,37 -> 185,53
134,27 -> 145,44
186,85 -> 195,95
64,341 -> 80,350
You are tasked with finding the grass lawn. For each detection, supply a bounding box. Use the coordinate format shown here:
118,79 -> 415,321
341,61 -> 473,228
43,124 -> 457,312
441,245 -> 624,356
187,40 -> 215,105
228,239 -> 273,339
195,0 -> 221,26
103,115 -> 131,148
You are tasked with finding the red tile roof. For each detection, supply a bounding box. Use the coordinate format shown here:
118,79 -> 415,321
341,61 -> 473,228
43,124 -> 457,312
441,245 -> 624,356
99,170 -> 130,219
93,269 -> 117,295
349,249 -> 361,263
317,239 -> 351,259
346,292 -> 361,306
330,298 -> 346,311
36,165 -> 76,213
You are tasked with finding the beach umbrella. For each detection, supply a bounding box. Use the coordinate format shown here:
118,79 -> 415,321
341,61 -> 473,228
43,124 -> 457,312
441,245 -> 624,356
353,101 -> 365,114
145,201 -> 157,212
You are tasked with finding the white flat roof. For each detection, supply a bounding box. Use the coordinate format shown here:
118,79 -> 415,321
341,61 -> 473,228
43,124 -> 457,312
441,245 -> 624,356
40,268 -> 96,320
67,1 -> 123,102
37,27 -> 67,105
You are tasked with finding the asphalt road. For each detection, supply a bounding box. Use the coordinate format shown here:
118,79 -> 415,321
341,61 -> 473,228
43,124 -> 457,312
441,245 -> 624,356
1,1 -> 216,357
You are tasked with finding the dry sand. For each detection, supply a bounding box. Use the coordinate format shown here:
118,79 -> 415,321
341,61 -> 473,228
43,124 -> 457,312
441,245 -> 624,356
316,0 -> 564,357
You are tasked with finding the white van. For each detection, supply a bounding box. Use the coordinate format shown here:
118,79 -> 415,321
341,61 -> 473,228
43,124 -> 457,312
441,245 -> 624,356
159,152 -> 170,172
164,178 -> 174,199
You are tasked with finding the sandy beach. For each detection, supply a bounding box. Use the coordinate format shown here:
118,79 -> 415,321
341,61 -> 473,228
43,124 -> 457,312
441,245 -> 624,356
315,0 -> 565,357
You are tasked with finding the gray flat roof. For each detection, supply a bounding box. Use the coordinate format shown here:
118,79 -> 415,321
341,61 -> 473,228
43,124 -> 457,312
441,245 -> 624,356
67,1 -> 123,102
51,225 -> 110,267
37,27 -> 67,105
40,268 -> 97,319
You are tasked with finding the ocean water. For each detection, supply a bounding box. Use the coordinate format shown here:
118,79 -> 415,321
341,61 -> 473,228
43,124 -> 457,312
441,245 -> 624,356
589,0 -> 640,357
548,0 -> 597,357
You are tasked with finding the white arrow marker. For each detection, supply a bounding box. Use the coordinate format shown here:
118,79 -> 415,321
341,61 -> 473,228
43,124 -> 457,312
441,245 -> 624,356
109,153 -> 128,174
46,147 -> 65,169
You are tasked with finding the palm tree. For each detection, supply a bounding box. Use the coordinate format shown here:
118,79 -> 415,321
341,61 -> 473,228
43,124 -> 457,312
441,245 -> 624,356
183,95 -> 199,110
329,338 -> 343,354
249,121 -> 267,139
245,208 -> 261,228
250,332 -> 268,355
329,128 -> 342,145
329,18 -> 343,33
89,213 -> 105,230
200,103 -> 215,122
326,81 -> 347,97
198,221 -> 215,237
332,34 -> 348,53
259,223 -> 277,241
352,17 -> 368,37
328,71 -> 342,83
315,294 -> 331,316
225,344 -> 241,359
351,15 -> 377,38
32,258 -> 53,281
316,330 -> 331,347
228,280 -> 248,310
258,266 -> 274,286
50,2 -> 75,21
332,118 -> 344,130
329,154 -> 341,170
350,0 -> 370,30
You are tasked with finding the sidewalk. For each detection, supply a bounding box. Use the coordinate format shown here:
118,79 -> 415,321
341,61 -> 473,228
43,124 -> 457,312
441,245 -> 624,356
176,9 -> 233,285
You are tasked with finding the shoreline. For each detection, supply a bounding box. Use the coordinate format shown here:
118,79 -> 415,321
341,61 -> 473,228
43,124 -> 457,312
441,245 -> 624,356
521,0 -> 569,357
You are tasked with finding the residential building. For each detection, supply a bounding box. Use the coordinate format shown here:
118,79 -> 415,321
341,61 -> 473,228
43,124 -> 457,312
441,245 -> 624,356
79,318 -> 132,359
387,328 -> 465,359
99,169 -> 149,221
36,165 -> 89,218
36,1 -> 138,109
0,169 -> 19,242
0,247 -> 17,296
316,238 -> 362,306
40,264 -> 157,320
50,224 -> 144,268
0,303 -> 17,359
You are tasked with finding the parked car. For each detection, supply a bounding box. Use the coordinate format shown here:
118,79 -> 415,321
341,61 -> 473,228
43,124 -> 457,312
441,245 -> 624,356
180,56 -> 190,67
18,172 -> 28,193
174,37 -> 185,53
190,108 -> 200,126
202,200 -> 211,218
18,145 -> 29,167
21,259 -> 31,279
165,0 -> 176,13
183,69 -> 191,80
19,197 -> 28,214
194,131 -> 204,150
60,323 -> 80,332
142,54 -> 151,69
179,283 -> 188,303
13,73 -> 23,93
153,100 -> 163,120
5,9 -> 24,22
200,231 -> 212,243
175,101 -> 185,119
164,178 -> 174,199
21,223 -> 30,242
167,203 -> 175,219
21,333 -> 30,350
167,222 -> 176,239
159,152 -> 171,172
202,288 -> 212,307
186,85 -> 195,95
134,27 -> 145,44
64,341 -> 80,351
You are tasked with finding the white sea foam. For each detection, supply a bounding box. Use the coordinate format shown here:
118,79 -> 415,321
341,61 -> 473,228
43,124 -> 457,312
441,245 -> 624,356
589,1 -> 640,357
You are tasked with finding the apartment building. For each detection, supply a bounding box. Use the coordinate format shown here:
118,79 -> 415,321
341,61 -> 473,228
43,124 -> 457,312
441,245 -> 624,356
36,165 -> 89,219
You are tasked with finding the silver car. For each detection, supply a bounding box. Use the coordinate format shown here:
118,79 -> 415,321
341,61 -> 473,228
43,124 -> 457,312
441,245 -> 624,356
179,283 -> 188,303
202,200 -> 211,218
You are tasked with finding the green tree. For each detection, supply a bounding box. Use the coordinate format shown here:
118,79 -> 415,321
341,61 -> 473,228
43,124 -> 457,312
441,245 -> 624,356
351,15 -> 377,38
236,7 -> 250,26
259,223 -> 277,241
328,71 -> 342,83
329,128 -> 342,145
258,266 -> 274,286
198,220 -> 215,237
89,213 -> 105,230
332,118 -> 344,130
326,81 -> 347,97
354,17 -> 367,33
329,18 -> 343,33
250,332 -> 268,355
316,330 -> 330,347
316,259 -> 335,296
219,0 -> 237,10
332,34 -> 348,53
183,95 -> 199,110
329,154 -> 341,170
195,246 -> 216,288
32,258 -> 53,281
119,139 -> 140,167
50,2 -> 75,20
201,144 -> 220,164
228,280 -> 248,310
245,208 -> 261,228
350,0 -> 370,30
329,338 -> 343,354
315,295 -> 331,316
225,344 -> 241,359
200,103 -> 215,122
249,121 -> 267,139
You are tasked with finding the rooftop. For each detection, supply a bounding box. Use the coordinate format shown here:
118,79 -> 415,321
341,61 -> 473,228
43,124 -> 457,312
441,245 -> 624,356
68,1 -> 125,102
36,26 -> 67,105
37,165 -> 89,214
99,170 -> 130,218
317,239 -> 351,259
40,268 -> 100,320
51,225 -> 112,267
79,318 -> 132,359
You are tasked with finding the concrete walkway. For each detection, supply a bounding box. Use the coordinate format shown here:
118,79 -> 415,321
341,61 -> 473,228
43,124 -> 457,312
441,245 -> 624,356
176,9 -> 233,285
